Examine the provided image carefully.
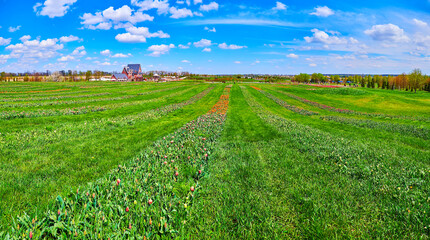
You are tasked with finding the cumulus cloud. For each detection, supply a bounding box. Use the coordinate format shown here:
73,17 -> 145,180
218,43 -> 247,50
199,2 -> 219,12
147,44 -> 175,56
178,43 -> 191,49
71,46 -> 86,56
5,36 -> 64,61
60,35 -> 82,43
287,53 -> 299,59
310,6 -> 334,17
364,24 -> 410,43
169,7 -> 194,19
115,26 -> 170,43
202,48 -> 211,52
0,37 -> 11,46
272,2 -> 287,10
34,0 -> 77,18
204,26 -> 216,32
112,53 -> 132,58
194,39 -> 212,47
58,55 -> 75,62
131,0 -> 170,15
304,29 -> 354,45
181,60 -> 190,63
8,26 -> 21,32
81,5 -> 154,30
0,55 -> 10,64
100,49 -> 112,56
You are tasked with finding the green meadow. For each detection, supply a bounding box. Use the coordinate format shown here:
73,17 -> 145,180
0,81 -> 429,239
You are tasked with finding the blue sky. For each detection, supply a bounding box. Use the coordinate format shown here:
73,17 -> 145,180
1,0 -> 430,74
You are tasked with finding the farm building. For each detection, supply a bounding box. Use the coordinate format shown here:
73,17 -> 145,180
111,73 -> 129,82
122,64 -> 143,81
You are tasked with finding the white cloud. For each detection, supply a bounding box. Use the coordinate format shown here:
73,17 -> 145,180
0,55 -> 10,64
182,60 -> 190,63
147,44 -> 175,56
34,0 -> 77,18
131,0 -> 170,15
100,49 -> 112,56
199,2 -> 219,12
304,29 -> 352,45
272,2 -> 287,11
178,44 -> 191,49
234,61 -> 241,64
364,24 -> 409,43
194,39 -> 212,47
202,48 -> 211,52
310,6 -> 334,17
88,22 -> 112,30
169,7 -> 194,19
413,18 -> 428,27
287,53 -> 299,59
60,35 -> 82,43
8,26 -> 21,32
218,43 -> 247,50
309,63 -> 317,67
72,46 -> 86,56
112,53 -> 131,58
204,26 -> 216,32
58,55 -> 75,62
194,0 -> 202,4
5,36 -> 63,61
115,26 -> 170,43
81,5 -> 154,30
0,37 -> 11,46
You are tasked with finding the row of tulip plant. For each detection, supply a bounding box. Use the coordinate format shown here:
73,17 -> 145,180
2,86 -> 230,239
241,86 -> 430,237
276,90 -> 429,122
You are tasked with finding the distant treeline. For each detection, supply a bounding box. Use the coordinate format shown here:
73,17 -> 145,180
294,69 -> 430,92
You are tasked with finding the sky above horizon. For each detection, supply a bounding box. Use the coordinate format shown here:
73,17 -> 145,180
1,0 -> 430,74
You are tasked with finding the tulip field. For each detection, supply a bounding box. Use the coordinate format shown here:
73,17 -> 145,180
0,81 -> 429,239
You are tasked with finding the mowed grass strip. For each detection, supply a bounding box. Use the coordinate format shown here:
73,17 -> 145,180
0,83 -> 223,228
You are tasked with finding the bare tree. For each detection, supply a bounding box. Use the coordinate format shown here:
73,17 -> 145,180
49,71 -> 63,82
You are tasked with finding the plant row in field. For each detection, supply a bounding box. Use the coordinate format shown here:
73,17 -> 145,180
2,86 -> 230,239
0,93 -> 111,103
321,116 -> 429,140
0,86 -> 188,109
0,86 -> 201,120
0,88 -> 72,94
0,106 -> 107,120
251,86 -> 319,116
0,90 -> 92,99
0,87 -> 214,152
277,90 -> 429,122
240,86 -> 430,237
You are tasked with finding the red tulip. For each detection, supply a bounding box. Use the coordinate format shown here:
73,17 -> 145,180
29,231 -> 33,239
58,209 -> 61,215
198,170 -> 202,174
126,207 -> 129,212
117,179 -> 121,186
175,172 -> 179,176
190,186 -> 195,192
148,199 -> 153,205
129,223 -> 132,229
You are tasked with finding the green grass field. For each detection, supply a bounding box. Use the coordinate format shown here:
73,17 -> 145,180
0,81 -> 429,239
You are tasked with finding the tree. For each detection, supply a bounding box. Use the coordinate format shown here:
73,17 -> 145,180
408,68 -> 424,93
85,70 -> 92,81
295,73 -> 310,83
332,75 -> 340,83
24,74 -> 29,82
0,72 -> 5,82
49,71 -> 63,82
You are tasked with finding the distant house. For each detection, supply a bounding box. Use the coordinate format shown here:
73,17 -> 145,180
122,64 -> 143,81
111,73 -> 129,82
